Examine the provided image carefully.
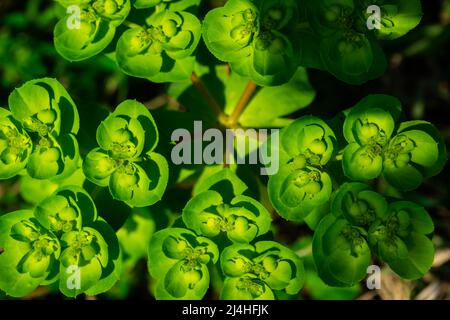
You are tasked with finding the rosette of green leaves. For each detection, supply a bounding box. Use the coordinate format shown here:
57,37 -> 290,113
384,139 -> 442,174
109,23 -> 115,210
4,78 -> 80,181
34,186 -> 96,236
0,210 -> 61,297
0,109 -> 32,179
83,100 -> 168,207
332,182 -> 388,227
220,241 -> 305,300
368,201 -> 434,280
203,0 -> 300,86
0,186 -> 121,297
342,94 -> 401,180
303,0 -> 422,84
58,220 -> 121,297
268,116 -> 336,221
147,228 -> 219,300
303,0 -> 385,84
54,0 -> 131,61
313,214 -> 372,287
133,0 -> 200,11
382,120 -> 445,191
342,95 -> 446,190
183,190 -> 271,244
47,186 -> 121,297
358,0 -> 423,40
116,10 -> 201,82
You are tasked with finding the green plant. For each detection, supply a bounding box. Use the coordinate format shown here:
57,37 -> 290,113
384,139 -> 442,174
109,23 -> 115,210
0,0 -> 446,300
0,186 -> 120,297
82,100 -> 168,207
299,0 -> 423,84
0,78 -> 80,181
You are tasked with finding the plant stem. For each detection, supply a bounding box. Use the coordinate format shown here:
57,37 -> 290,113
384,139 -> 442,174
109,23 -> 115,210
190,72 -> 224,120
228,80 -> 257,128
123,20 -> 141,29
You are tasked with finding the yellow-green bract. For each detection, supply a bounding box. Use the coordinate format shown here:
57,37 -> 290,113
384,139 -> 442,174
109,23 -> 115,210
313,183 -> 435,287
148,228 -> 219,300
267,116 -> 337,222
220,241 -> 305,300
116,10 -> 201,82
83,100 -> 169,207
0,186 -> 121,298
54,0 -> 131,61
202,0 -> 300,86
342,95 -> 446,191
301,0 -> 422,84
0,78 -> 80,181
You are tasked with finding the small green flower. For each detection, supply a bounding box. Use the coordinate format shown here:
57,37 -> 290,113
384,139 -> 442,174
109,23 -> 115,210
313,214 -> 372,287
342,95 -> 446,190
268,116 -> 336,221
0,110 -> 32,179
332,182 -> 388,227
1,78 -> 80,181
220,241 -> 305,300
116,10 -> 201,82
0,210 -> 61,297
148,228 -> 219,300
203,0 -> 300,86
83,100 -> 168,207
368,201 -> 434,279
183,190 -> 271,244
0,187 -> 121,298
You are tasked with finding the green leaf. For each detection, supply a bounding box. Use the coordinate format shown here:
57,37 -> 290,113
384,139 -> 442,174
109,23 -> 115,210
386,232 -> 434,280
109,152 -> 168,207
0,109 -> 32,179
372,0 -> 423,40
109,99 -> 159,154
133,0 -> 201,11
0,211 -> 61,297
269,165 -> 333,222
221,275 -> 275,300
8,78 -> 80,135
84,219 -> 122,296
117,207 -> 164,262
148,228 -> 219,300
382,127 -> 440,191
237,68 -> 316,128
280,116 -> 337,166
332,182 -> 388,227
116,10 -> 201,82
59,226 -> 110,297
183,190 -> 272,243
19,168 -> 85,205
193,168 -> 248,198
54,12 -> 116,62
220,241 -> 305,298
369,201 -> 434,279
83,148 -> 118,186
202,0 -> 258,63
34,186 -> 97,235
343,95 -> 401,144
342,143 -> 383,181
313,215 -> 371,287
